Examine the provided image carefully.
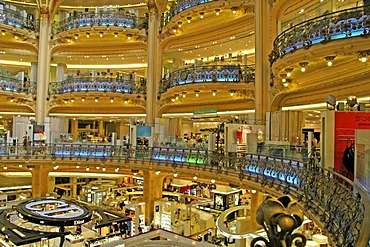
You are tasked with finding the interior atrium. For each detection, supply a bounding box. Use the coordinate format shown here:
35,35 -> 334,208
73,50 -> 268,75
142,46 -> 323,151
0,0 -> 370,246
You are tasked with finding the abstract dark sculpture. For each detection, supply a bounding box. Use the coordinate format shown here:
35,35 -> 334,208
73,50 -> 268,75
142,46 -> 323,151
251,195 -> 307,247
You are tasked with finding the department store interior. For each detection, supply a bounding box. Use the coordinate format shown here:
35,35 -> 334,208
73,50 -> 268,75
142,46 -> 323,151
0,0 -> 370,246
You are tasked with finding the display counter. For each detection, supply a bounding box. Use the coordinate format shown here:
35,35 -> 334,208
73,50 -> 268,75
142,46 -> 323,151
65,235 -> 85,247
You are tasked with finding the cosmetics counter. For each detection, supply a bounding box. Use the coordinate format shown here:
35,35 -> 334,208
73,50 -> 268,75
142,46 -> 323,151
0,197 -> 131,247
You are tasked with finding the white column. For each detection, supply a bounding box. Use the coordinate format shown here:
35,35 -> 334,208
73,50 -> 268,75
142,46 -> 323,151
254,0 -> 271,125
57,63 -> 67,81
35,9 -> 51,125
30,62 -> 38,82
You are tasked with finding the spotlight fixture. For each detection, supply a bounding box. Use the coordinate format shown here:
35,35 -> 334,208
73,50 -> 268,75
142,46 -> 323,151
211,179 -> 215,183
174,173 -> 178,177
280,74 -> 287,83
3,166 -> 7,170
182,92 -> 187,98
285,68 -> 293,77
132,169 -> 139,176
347,95 -> 358,108
86,32 -> 90,38
76,165 -> 80,169
171,98 -> 176,102
155,171 -> 161,175
326,95 -> 337,110
102,167 -> 106,171
172,27 -> 177,33
86,167 -> 90,171
114,32 -> 118,38
325,56 -> 336,66
177,22 -> 182,28
115,168 -> 119,172
71,98 -> 75,103
231,6 -> 237,14
66,38 -> 71,43
358,50 -> 370,62
81,97 -> 85,102
215,9 -> 220,16
110,98 -> 114,103
193,176 -> 197,180
14,35 -> 19,40
124,99 -> 128,104
63,99 -> 68,104
99,32 -> 103,37
199,12 -> 205,19
127,34 -> 132,40
283,78 -> 291,87
212,90 -> 217,96
95,97 -> 99,102
10,97 -> 14,102
74,34 -> 79,40
229,90 -> 235,96
195,90 -> 199,97
299,62 -> 308,72
175,94 -> 179,100
187,16 -> 192,23
1,30 -> 5,35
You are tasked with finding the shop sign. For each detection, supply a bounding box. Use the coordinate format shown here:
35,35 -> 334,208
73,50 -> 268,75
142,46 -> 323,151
193,108 -> 218,115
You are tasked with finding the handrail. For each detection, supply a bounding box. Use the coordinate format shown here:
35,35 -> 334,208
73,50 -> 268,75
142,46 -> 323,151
0,144 -> 369,247
48,76 -> 146,95
0,77 -> 36,94
158,64 -> 254,94
53,12 -> 148,34
269,5 -> 370,66
162,0 -> 215,26
0,8 -> 37,31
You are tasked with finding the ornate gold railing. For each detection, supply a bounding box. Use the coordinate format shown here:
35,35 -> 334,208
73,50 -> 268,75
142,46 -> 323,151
0,144 -> 369,247
269,5 -> 370,66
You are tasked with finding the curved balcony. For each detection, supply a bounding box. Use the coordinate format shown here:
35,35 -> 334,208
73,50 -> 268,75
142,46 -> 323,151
269,5 -> 370,66
158,65 -> 254,94
0,76 -> 36,94
0,9 -> 37,31
163,0 -> 215,25
0,144 -> 369,247
54,12 -> 148,34
48,76 -> 146,95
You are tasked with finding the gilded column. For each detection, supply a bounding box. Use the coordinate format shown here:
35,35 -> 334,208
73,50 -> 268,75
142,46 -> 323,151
142,170 -> 165,224
32,164 -> 52,198
254,0 -> 272,125
35,6 -> 51,125
71,119 -> 79,141
146,2 -> 162,126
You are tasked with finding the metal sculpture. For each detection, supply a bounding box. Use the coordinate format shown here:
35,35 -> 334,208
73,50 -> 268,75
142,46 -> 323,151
251,195 -> 307,247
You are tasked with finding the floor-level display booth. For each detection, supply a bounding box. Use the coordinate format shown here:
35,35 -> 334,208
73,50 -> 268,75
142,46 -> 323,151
0,197 -> 131,247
